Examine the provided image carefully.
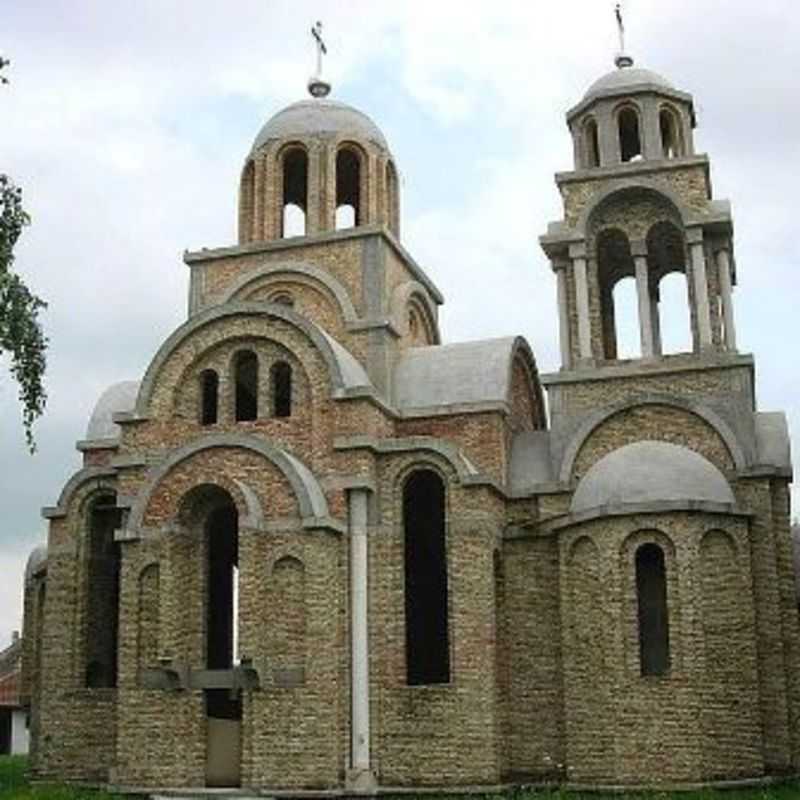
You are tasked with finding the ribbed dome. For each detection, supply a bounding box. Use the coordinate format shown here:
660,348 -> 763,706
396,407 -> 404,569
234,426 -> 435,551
584,65 -> 673,101
252,99 -> 389,152
571,441 -> 734,513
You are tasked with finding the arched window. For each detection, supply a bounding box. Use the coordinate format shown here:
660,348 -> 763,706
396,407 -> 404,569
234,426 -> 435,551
403,469 -> 449,685
199,369 -> 219,426
281,146 -> 308,238
239,159 -> 255,243
206,500 -> 239,670
85,493 -> 122,688
336,147 -> 361,229
233,350 -> 258,422
596,227 -> 635,360
385,160 -> 399,235
618,107 -> 642,162
659,108 -> 683,159
584,118 -> 600,168
271,361 -> 292,418
635,543 -> 670,676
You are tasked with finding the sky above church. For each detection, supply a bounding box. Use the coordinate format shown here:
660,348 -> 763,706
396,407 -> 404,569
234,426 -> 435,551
1,0 -> 799,645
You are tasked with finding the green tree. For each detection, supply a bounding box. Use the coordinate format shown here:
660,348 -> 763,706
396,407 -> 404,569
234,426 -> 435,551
1,173 -> 48,452
1,53 -> 48,451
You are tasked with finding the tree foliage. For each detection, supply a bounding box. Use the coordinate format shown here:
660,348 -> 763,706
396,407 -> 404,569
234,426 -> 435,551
0,174 -> 47,450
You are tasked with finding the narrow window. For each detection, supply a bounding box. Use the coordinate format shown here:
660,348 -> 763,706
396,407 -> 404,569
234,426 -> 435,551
85,494 -> 122,688
282,147 -> 308,238
271,361 -> 292,418
206,502 -> 238,670
385,160 -> 399,235
336,147 -> 361,229
636,543 -> 670,676
584,118 -> 600,168
611,276 -> 640,360
234,350 -> 258,422
200,369 -> 219,426
618,107 -> 642,162
403,470 -> 450,685
659,108 -> 682,159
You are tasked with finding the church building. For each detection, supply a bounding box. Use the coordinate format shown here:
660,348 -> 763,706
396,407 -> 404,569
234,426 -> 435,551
20,37 -> 799,792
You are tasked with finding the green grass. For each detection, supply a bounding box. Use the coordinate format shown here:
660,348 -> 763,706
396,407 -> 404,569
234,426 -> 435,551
2,757 -> 800,799
0,758 -> 123,800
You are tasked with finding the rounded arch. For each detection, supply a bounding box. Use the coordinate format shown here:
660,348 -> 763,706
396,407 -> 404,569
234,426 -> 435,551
390,280 -> 441,344
658,103 -> 685,159
507,338 -> 547,430
135,302 -> 372,416
127,433 -> 330,534
238,158 -> 256,244
277,141 -> 309,237
577,180 -> 692,237
582,115 -> 600,168
390,451 -> 465,497
560,396 -> 747,484
221,263 -> 358,324
335,140 -> 368,228
614,102 -> 644,162
43,467 -> 118,521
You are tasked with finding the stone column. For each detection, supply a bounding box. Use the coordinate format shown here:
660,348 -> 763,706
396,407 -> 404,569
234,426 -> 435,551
347,489 -> 375,791
641,96 -> 662,161
253,152 -> 266,241
688,229 -> 713,350
555,263 -> 571,368
570,244 -> 592,362
633,243 -> 655,358
716,246 -> 738,351
596,103 -> 618,166
306,144 -> 321,236
650,288 -> 663,357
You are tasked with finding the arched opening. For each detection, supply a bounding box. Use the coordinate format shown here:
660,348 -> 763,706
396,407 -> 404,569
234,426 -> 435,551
646,220 -> 691,355
584,118 -> 600,168
657,273 -> 692,354
271,361 -> 292,418
385,160 -> 399,235
659,107 -> 683,159
233,350 -> 258,422
199,369 -> 219,426
84,493 -> 122,688
268,291 -> 294,308
618,107 -> 642,162
206,499 -> 239,670
239,160 -> 255,244
635,543 -> 670,676
596,228 -> 635,360
281,147 -> 308,238
336,147 -> 361,229
611,276 -> 640,359
403,469 -> 449,685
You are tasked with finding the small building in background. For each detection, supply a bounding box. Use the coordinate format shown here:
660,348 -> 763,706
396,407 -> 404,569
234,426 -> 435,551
0,632 -> 29,756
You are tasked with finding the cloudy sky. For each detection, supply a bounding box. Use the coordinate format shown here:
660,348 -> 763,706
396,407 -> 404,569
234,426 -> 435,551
1,0 -> 798,645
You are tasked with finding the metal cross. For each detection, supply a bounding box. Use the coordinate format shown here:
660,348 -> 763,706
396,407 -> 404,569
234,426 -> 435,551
615,4 -> 626,55
311,21 -> 327,77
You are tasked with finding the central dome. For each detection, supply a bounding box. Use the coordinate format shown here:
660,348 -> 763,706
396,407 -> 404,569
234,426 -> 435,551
252,98 -> 389,153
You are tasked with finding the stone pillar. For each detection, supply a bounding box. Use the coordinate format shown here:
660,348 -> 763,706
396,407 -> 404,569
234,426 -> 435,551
253,152 -> 266,241
570,244 -> 592,362
688,229 -> 713,350
641,96 -> 662,161
633,244 -> 655,358
650,287 -> 663,356
347,489 -> 375,792
596,103 -> 618,166
306,144 -> 321,236
555,263 -> 571,368
716,246 -> 738,351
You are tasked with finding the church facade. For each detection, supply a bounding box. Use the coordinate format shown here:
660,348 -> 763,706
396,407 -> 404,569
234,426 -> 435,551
20,52 -> 799,792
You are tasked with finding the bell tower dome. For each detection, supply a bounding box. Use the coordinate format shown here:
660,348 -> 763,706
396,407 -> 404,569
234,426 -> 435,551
238,89 -> 400,244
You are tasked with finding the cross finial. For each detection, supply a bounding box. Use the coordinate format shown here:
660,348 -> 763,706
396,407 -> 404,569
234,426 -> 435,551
308,21 -> 331,98
614,3 -> 634,69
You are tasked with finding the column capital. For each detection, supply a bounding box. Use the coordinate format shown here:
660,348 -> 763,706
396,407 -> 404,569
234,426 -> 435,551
685,226 -> 705,246
568,241 -> 587,260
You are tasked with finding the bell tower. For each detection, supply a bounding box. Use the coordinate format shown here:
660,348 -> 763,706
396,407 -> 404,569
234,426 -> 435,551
541,51 -> 738,368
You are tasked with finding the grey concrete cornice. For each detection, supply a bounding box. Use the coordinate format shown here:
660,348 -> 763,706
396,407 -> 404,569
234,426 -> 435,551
541,352 -> 754,387
541,500 -> 752,533
75,438 -> 119,452
554,154 -> 709,187
566,84 -> 694,122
